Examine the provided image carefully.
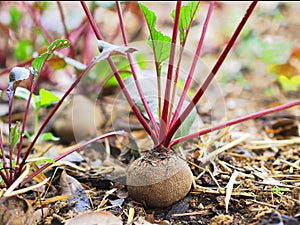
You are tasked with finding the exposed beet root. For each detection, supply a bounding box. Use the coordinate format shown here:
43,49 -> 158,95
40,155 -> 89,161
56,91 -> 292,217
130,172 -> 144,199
126,148 -> 193,208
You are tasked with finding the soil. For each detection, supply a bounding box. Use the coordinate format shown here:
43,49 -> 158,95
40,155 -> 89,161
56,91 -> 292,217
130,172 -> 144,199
0,2 -> 299,225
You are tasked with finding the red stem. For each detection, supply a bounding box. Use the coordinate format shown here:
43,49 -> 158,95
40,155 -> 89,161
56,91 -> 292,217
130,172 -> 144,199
0,130 -> 10,183
0,168 -> 10,187
163,1 -> 258,147
170,99 -> 300,147
159,1 -> 181,143
20,131 -> 127,187
108,2 -> 130,43
116,1 -> 159,137
18,58 -> 100,173
170,1 -> 214,127
80,1 -> 158,143
8,91 -> 18,182
57,1 -> 76,58
9,118 -> 18,180
169,2 -> 201,123
25,2 -> 53,43
16,70 -> 41,166
0,58 -> 34,76
139,4 -> 163,118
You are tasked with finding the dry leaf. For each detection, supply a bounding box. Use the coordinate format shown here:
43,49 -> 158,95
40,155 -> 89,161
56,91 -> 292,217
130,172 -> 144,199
60,170 -> 91,212
0,196 -> 34,225
65,211 -> 122,225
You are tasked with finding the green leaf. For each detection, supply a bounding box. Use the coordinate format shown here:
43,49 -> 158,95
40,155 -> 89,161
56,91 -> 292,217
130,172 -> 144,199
171,2 -> 200,44
47,39 -> 71,55
139,3 -> 156,32
0,90 -> 2,97
15,40 -> 33,61
32,53 -> 48,74
139,3 -> 171,65
9,5 -> 22,29
32,39 -> 70,74
106,71 -> 132,87
272,187 -> 289,195
10,122 -> 21,150
39,132 -> 60,142
26,157 -> 55,165
39,89 -> 60,107
147,36 -> 172,64
278,75 -> 300,92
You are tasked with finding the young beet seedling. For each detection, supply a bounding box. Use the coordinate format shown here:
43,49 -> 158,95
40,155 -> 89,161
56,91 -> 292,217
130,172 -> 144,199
0,39 -> 126,193
82,1 -> 300,209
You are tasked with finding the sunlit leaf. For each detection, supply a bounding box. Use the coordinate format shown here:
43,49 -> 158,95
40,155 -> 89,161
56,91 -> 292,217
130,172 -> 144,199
105,71 -> 132,87
39,132 -> 60,142
32,53 -> 48,74
278,75 -> 300,92
139,3 -> 171,64
139,3 -> 156,33
147,38 -> 172,65
26,157 -> 55,165
272,187 -> 289,195
39,89 -> 60,107
171,2 -> 200,44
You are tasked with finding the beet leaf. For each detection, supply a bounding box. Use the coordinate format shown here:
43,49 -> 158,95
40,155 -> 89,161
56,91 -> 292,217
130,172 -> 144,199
171,1 -> 200,45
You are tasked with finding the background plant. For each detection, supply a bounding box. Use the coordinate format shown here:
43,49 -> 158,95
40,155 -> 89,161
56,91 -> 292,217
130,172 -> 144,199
0,38 -> 126,190
81,1 -> 300,151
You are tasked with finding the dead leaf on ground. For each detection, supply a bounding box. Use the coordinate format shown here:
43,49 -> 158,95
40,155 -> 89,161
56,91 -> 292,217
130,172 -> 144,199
60,170 -> 91,213
65,211 -> 122,225
0,196 -> 34,225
